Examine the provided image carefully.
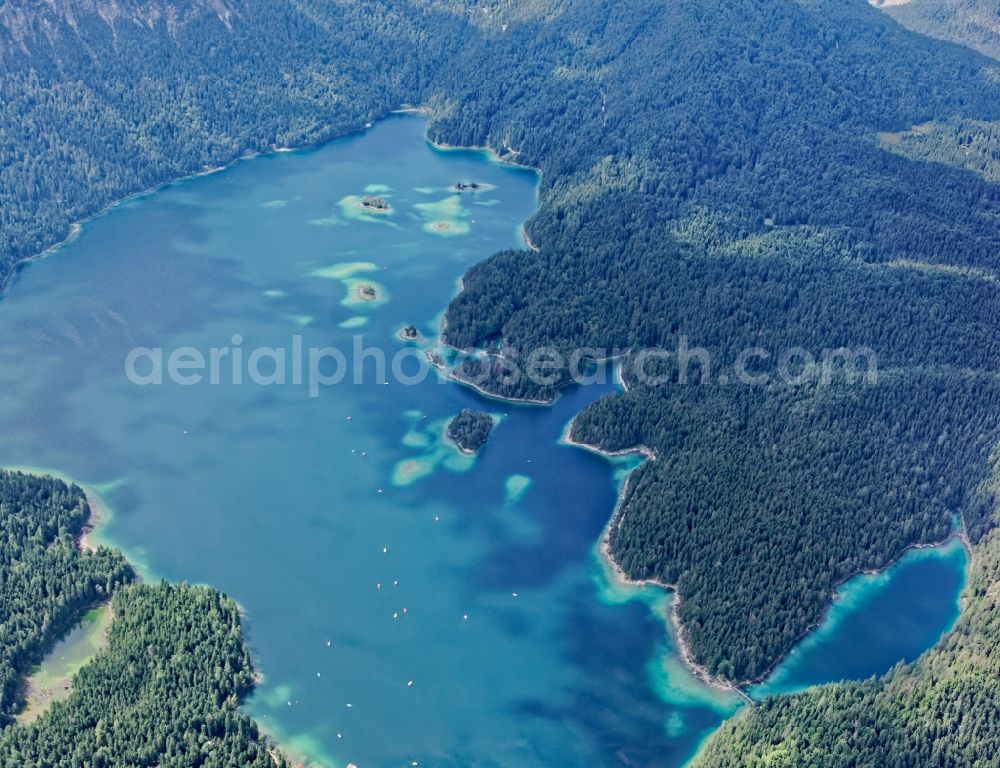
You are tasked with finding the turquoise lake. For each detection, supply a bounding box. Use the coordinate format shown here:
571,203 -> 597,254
0,116 -> 968,766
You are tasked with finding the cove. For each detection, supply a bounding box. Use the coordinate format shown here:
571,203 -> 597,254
0,115 -> 967,766
750,536 -> 968,698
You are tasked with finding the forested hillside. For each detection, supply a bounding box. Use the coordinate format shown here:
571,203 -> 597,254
0,0 -> 470,281
695,494 -> 1000,768
0,471 -> 285,766
875,0 -> 1000,60
0,583 -> 285,768
573,371 -> 1000,681
0,471 -> 130,722
879,119 -> 1000,182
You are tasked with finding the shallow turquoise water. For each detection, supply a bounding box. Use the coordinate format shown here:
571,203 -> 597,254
0,116 -> 968,766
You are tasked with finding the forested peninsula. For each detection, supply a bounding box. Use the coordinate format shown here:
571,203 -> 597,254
2,0 -> 999,763
0,470 -> 285,767
695,497 -> 1000,767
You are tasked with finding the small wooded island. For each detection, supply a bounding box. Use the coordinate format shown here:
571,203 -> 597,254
451,181 -> 484,192
447,409 -> 494,454
360,194 -> 390,212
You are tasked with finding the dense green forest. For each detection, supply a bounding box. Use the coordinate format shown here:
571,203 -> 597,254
0,471 -> 130,722
447,409 -> 495,453
2,0 -> 1000,757
572,371 -> 1000,681
695,496 -> 1000,767
1,583 -> 286,768
876,0 -> 1000,60
879,119 -> 1000,182
0,471 -> 284,766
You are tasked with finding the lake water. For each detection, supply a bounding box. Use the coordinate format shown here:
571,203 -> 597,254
0,115 -> 967,766
750,536 -> 967,698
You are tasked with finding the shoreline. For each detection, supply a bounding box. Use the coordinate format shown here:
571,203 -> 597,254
558,419 -> 972,698
558,424 -> 748,696
445,413 -> 497,456
0,108 -> 420,296
444,433 -> 479,456
2,104 -> 538,311
445,367 -> 556,406
738,527 -> 974,692
600,460 -> 746,697
17,600 -> 116,726
426,135 -> 537,175
559,418 -> 657,462
0,113 -> 544,768
11,468 -> 305,765
423,130 -> 544,232
425,348 -> 557,406
397,329 -> 423,343
431,272 -> 972,698
354,282 -> 379,302
0,146 -> 286,294
521,226 -> 540,252
428,339 -> 758,696
422,131 -> 548,406
5,466 -> 114,558
78,487 -> 107,555
254,717 -> 322,768
2,104 -> 975,759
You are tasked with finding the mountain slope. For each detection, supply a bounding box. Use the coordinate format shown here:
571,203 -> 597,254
873,0 -> 1000,60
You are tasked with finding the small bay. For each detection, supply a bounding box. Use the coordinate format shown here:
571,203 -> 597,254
751,537 -> 967,698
